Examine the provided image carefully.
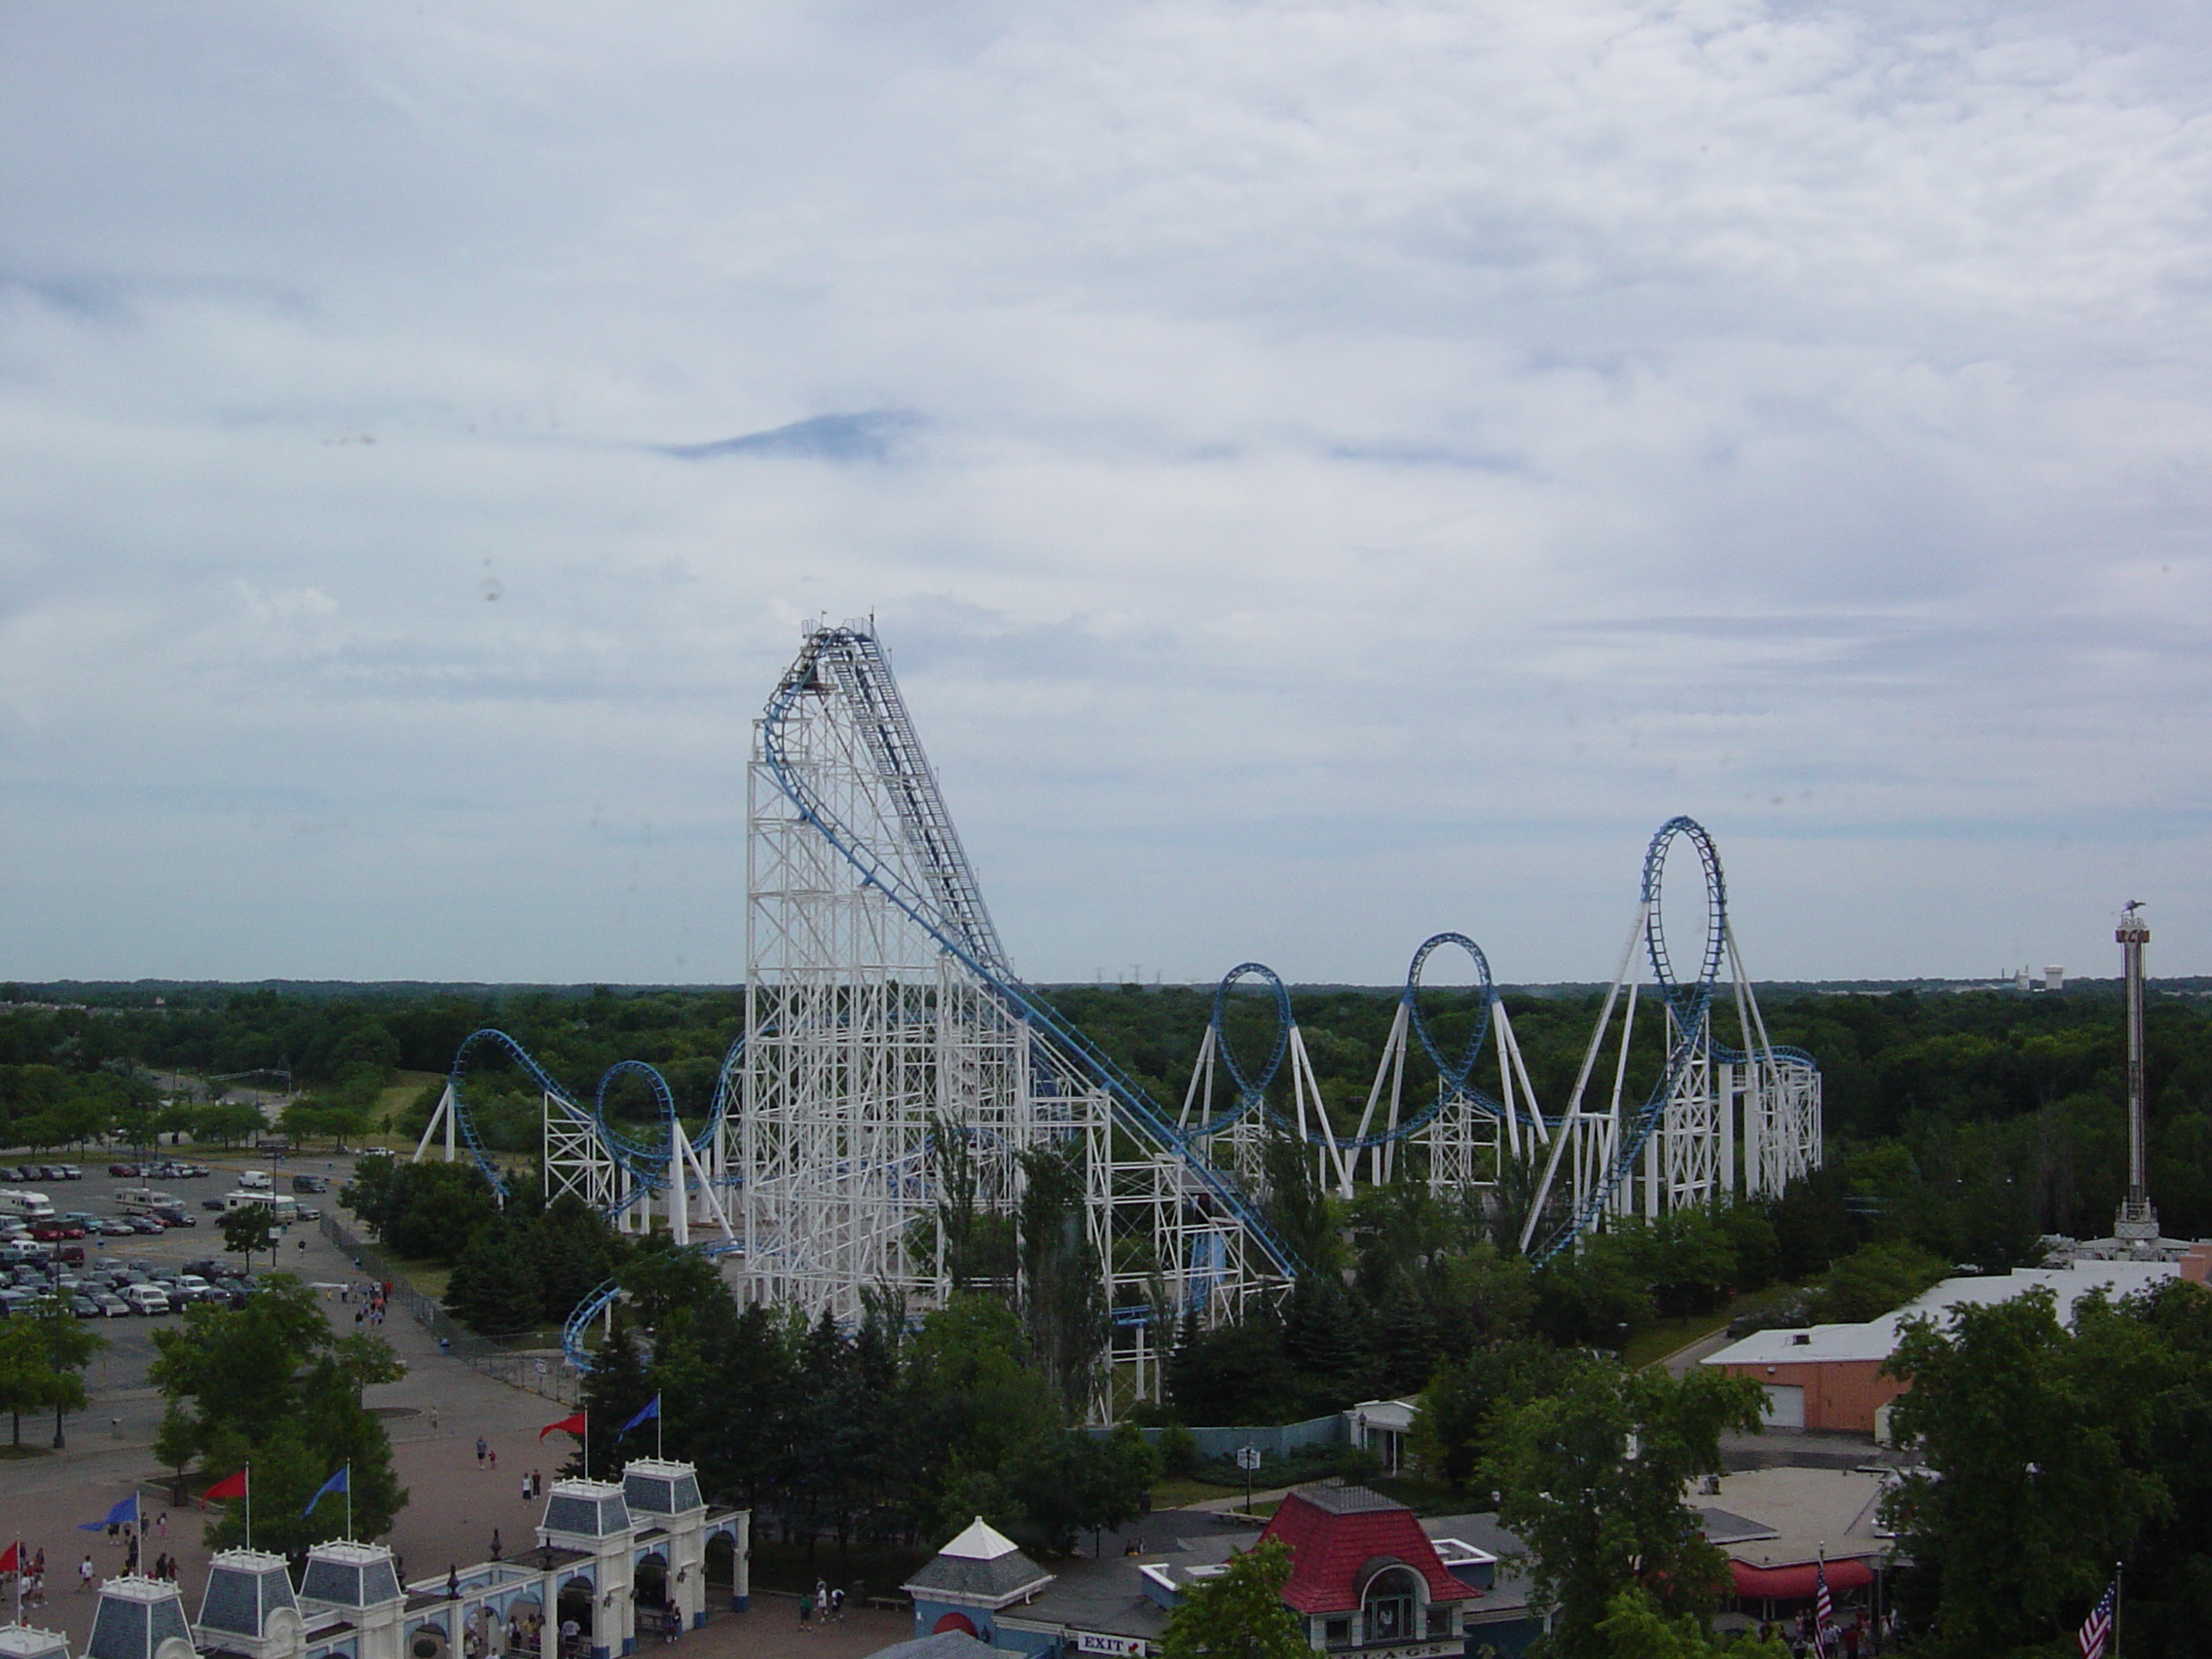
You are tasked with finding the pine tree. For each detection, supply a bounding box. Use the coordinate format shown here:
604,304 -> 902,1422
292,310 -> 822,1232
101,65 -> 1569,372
571,1324 -> 653,1481
445,1220 -> 540,1336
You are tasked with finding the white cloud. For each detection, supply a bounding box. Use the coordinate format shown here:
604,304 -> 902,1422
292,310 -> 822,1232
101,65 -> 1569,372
2,1 -> 2209,984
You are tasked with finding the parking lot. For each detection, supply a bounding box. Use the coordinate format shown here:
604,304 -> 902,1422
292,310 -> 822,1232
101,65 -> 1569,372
0,1150 -> 362,1408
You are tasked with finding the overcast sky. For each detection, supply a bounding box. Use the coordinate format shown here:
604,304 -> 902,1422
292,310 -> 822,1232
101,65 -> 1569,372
4,2 -> 2209,988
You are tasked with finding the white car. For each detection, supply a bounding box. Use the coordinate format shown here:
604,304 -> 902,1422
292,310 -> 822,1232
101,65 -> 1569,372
120,1283 -> 170,1315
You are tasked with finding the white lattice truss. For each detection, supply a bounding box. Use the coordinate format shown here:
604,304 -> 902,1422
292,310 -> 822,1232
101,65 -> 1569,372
736,628 -> 1285,1417
1521,913 -> 1824,1252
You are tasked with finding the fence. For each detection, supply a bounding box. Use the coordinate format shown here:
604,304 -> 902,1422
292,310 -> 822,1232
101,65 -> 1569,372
320,1213 -> 580,1405
1101,1413 -> 1349,1462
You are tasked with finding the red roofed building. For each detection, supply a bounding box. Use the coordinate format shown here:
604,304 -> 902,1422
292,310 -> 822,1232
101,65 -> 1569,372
1258,1483 -> 1478,1653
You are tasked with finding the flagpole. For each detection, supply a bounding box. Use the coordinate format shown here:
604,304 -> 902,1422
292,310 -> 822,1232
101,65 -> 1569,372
244,1466 -> 252,1553
656,1403 -> 662,1462
2114,1560 -> 2124,1659
582,1411 -> 588,1483
345,1463 -> 352,1541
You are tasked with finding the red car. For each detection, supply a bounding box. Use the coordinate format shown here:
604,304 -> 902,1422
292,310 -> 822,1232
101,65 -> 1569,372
30,1221 -> 86,1240
107,1163 -> 141,1178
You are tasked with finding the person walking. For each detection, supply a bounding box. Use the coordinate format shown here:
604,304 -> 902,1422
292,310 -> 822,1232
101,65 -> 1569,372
78,1556 -> 93,1593
521,1473 -> 532,1504
488,1447 -> 498,1471
431,1406 -> 440,1434
476,1437 -> 488,1467
797,1592 -> 812,1632
829,1586 -> 844,1622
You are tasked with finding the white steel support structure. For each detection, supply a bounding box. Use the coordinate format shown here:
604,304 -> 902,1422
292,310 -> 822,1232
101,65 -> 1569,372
1520,819 -> 1822,1262
738,624 -> 1292,1414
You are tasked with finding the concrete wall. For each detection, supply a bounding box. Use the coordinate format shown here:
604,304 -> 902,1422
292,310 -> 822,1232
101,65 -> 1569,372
1715,1358 -> 1904,1434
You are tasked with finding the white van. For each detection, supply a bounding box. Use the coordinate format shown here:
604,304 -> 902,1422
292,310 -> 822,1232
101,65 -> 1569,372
0,1191 -> 56,1223
121,1283 -> 170,1315
239,1170 -> 273,1192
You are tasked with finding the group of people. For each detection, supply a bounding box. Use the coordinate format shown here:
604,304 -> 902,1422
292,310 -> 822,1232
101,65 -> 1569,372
1758,1606 -> 1888,1657
345,1279 -> 394,1327
3,1546 -> 48,1607
795,1578 -> 846,1629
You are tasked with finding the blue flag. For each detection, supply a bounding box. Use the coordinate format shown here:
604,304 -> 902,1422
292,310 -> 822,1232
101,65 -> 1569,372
303,1466 -> 349,1518
78,1493 -> 138,1532
620,1395 -> 661,1434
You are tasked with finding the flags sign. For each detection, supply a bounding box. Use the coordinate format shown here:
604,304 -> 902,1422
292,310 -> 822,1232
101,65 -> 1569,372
204,1469 -> 248,1503
538,1412 -> 587,1443
620,1396 -> 660,1435
2080,1579 -> 2118,1659
0,1542 -> 17,1574
77,1493 -> 138,1532
303,1466 -> 350,1519
1813,1559 -> 1835,1658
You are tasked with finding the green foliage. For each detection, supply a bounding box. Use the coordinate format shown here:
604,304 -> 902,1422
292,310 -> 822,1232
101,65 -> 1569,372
1483,1361 -> 1767,1659
1161,1537 -> 1308,1659
1815,1239 -> 1949,1323
343,1155 -> 499,1263
1882,1281 -> 2212,1658
1018,1143 -> 1109,1419
444,1195 -> 626,1336
219,1203 -> 278,1268
1595,1589 -> 1789,1659
148,1274 -> 407,1550
1411,1338 -> 1589,1497
0,1299 -> 103,1446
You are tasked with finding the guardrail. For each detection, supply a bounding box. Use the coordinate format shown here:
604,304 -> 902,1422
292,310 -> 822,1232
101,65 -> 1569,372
319,1213 -> 578,1405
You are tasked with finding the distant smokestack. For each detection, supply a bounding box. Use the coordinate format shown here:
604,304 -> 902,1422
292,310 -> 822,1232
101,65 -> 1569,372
2115,903 -> 2157,1244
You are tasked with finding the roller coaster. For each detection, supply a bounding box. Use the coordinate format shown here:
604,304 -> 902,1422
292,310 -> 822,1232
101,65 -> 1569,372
413,621 -> 1820,1410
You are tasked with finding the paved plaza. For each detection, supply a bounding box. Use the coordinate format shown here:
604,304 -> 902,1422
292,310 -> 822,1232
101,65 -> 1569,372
0,1156 -> 913,1659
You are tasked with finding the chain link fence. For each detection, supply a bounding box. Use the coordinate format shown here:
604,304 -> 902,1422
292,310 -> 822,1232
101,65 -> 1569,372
321,1213 -> 579,1405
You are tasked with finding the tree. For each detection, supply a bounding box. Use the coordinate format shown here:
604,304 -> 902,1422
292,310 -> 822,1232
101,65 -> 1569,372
1816,1239 -> 1947,1323
1161,1537 -> 1307,1659
1412,1339 -> 1588,1498
29,1293 -> 101,1448
1483,1361 -> 1766,1659
1017,1143 -> 1109,1419
1883,1286 -> 2173,1656
1595,1589 -> 1788,1659
150,1275 -> 408,1547
444,1219 -> 541,1335
568,1322 -> 654,1481
219,1203 -> 279,1271
1014,1425 -> 1156,1553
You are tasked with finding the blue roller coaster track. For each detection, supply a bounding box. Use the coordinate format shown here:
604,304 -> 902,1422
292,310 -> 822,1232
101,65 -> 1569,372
758,626 -> 1304,1281
1186,933 -> 1545,1155
1524,814 -> 1808,1265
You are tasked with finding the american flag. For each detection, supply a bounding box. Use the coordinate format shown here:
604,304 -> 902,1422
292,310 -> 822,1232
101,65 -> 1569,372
2079,1579 -> 2118,1659
1814,1560 -> 1835,1657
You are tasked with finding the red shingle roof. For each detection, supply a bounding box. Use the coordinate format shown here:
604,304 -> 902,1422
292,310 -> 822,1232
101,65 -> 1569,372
1258,1486 -> 1471,1615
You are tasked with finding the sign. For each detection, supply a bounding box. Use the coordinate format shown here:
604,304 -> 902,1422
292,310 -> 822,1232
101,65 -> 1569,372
1359,1644 -> 1458,1659
1075,1634 -> 1148,1657
1235,1446 -> 1262,1472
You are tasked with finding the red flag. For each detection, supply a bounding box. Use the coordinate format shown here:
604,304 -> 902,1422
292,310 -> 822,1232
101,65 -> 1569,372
204,1469 -> 248,1502
0,1542 -> 18,1573
538,1412 -> 586,1443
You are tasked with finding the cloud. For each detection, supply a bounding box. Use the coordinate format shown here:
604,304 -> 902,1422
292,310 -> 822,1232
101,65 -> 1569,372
658,410 -> 923,462
1,2 -> 2209,984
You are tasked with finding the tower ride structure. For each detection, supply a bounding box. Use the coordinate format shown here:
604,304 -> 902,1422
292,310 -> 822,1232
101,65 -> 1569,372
741,622 -> 1296,1410
1518,817 -> 1821,1262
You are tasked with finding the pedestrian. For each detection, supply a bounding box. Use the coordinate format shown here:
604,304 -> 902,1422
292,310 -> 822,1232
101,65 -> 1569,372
155,1512 -> 166,1537
490,1530 -> 501,1562
533,1470 -> 543,1499
521,1473 -> 532,1504
797,1592 -> 811,1631
488,1447 -> 498,1471
830,1586 -> 844,1622
476,1437 -> 488,1466
78,1556 -> 93,1593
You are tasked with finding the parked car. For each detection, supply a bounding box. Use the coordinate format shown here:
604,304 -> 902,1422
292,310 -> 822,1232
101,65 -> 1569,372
290,1174 -> 329,1194
295,1205 -> 321,1223
108,1163 -> 141,1178
199,1198 -> 227,1213
68,1295 -> 99,1319
159,1210 -> 196,1227
0,1289 -> 34,1316
54,1165 -> 81,1181
92,1293 -> 130,1317
120,1284 -> 170,1315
